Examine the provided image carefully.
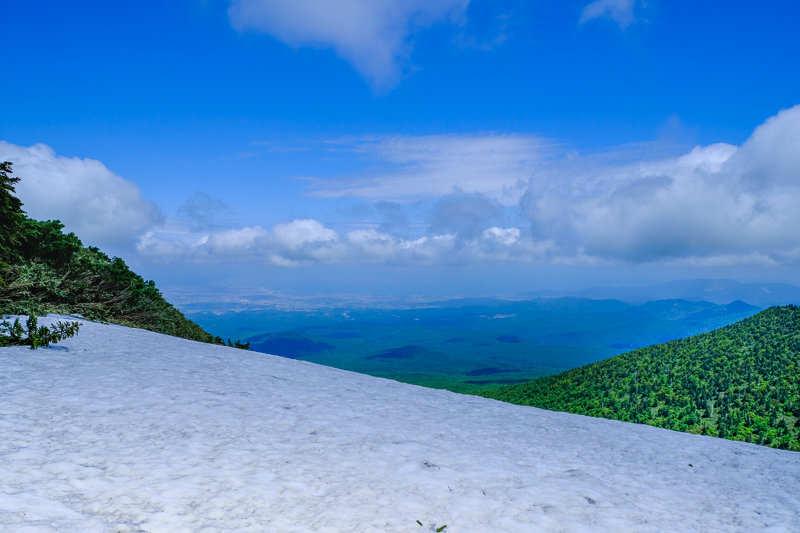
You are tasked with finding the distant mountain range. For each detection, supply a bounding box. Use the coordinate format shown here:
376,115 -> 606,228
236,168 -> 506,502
551,279 -> 800,307
172,278 -> 800,317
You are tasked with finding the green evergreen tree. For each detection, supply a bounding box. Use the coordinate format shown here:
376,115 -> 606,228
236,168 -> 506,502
0,161 -> 26,267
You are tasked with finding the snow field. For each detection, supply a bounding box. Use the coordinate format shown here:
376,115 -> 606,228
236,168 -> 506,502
1,316 -> 799,532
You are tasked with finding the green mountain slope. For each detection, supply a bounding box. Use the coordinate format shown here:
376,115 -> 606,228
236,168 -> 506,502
481,306 -> 800,450
0,161 -> 231,345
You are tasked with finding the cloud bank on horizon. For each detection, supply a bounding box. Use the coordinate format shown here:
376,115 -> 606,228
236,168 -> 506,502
4,105 -> 799,269
137,105 -> 800,268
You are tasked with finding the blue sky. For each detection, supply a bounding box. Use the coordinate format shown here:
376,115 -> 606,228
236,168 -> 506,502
2,0 -> 799,299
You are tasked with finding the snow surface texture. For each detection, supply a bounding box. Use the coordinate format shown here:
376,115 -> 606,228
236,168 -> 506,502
1,316 -> 799,532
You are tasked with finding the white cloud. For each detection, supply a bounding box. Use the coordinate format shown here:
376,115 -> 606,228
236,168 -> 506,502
520,104 -> 800,265
271,219 -> 339,249
130,105 -> 800,271
725,104 -> 800,190
304,134 -> 548,205
136,230 -> 197,258
268,219 -> 341,265
228,0 -> 469,91
0,142 -> 163,247
136,216 -> 535,267
580,0 -> 636,29
482,226 -> 520,247
207,226 -> 269,255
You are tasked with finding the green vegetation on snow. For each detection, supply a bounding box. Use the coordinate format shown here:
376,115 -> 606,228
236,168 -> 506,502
0,314 -> 80,349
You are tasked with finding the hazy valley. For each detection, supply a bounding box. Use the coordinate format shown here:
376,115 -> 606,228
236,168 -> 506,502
189,295 -> 762,392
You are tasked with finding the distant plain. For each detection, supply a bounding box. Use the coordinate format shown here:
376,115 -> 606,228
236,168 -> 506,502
190,295 -> 762,392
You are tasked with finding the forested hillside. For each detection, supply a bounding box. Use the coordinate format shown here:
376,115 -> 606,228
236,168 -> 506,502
0,161 -> 239,346
482,306 -> 800,450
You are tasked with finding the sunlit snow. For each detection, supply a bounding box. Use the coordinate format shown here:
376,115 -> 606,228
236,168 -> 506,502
1,316 -> 798,532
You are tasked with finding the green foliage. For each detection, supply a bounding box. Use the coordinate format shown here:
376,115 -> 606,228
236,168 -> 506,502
18,218 -> 82,267
227,338 -> 251,350
0,315 -> 81,349
0,160 -> 247,348
481,306 -> 800,450
0,161 -> 26,263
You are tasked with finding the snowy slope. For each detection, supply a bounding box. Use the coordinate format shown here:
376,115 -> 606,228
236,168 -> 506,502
1,317 -> 799,532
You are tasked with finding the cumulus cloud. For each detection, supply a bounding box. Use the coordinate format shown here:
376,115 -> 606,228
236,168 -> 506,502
132,105 -> 800,271
228,0 -> 469,91
206,226 -> 269,255
136,216 -> 532,267
0,141 -> 163,247
304,134 -> 548,204
521,105 -> 800,265
268,219 -> 341,265
725,104 -> 800,190
580,0 -> 637,29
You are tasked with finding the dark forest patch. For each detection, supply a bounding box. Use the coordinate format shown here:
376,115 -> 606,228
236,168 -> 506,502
465,367 -> 513,376
366,345 -> 427,360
